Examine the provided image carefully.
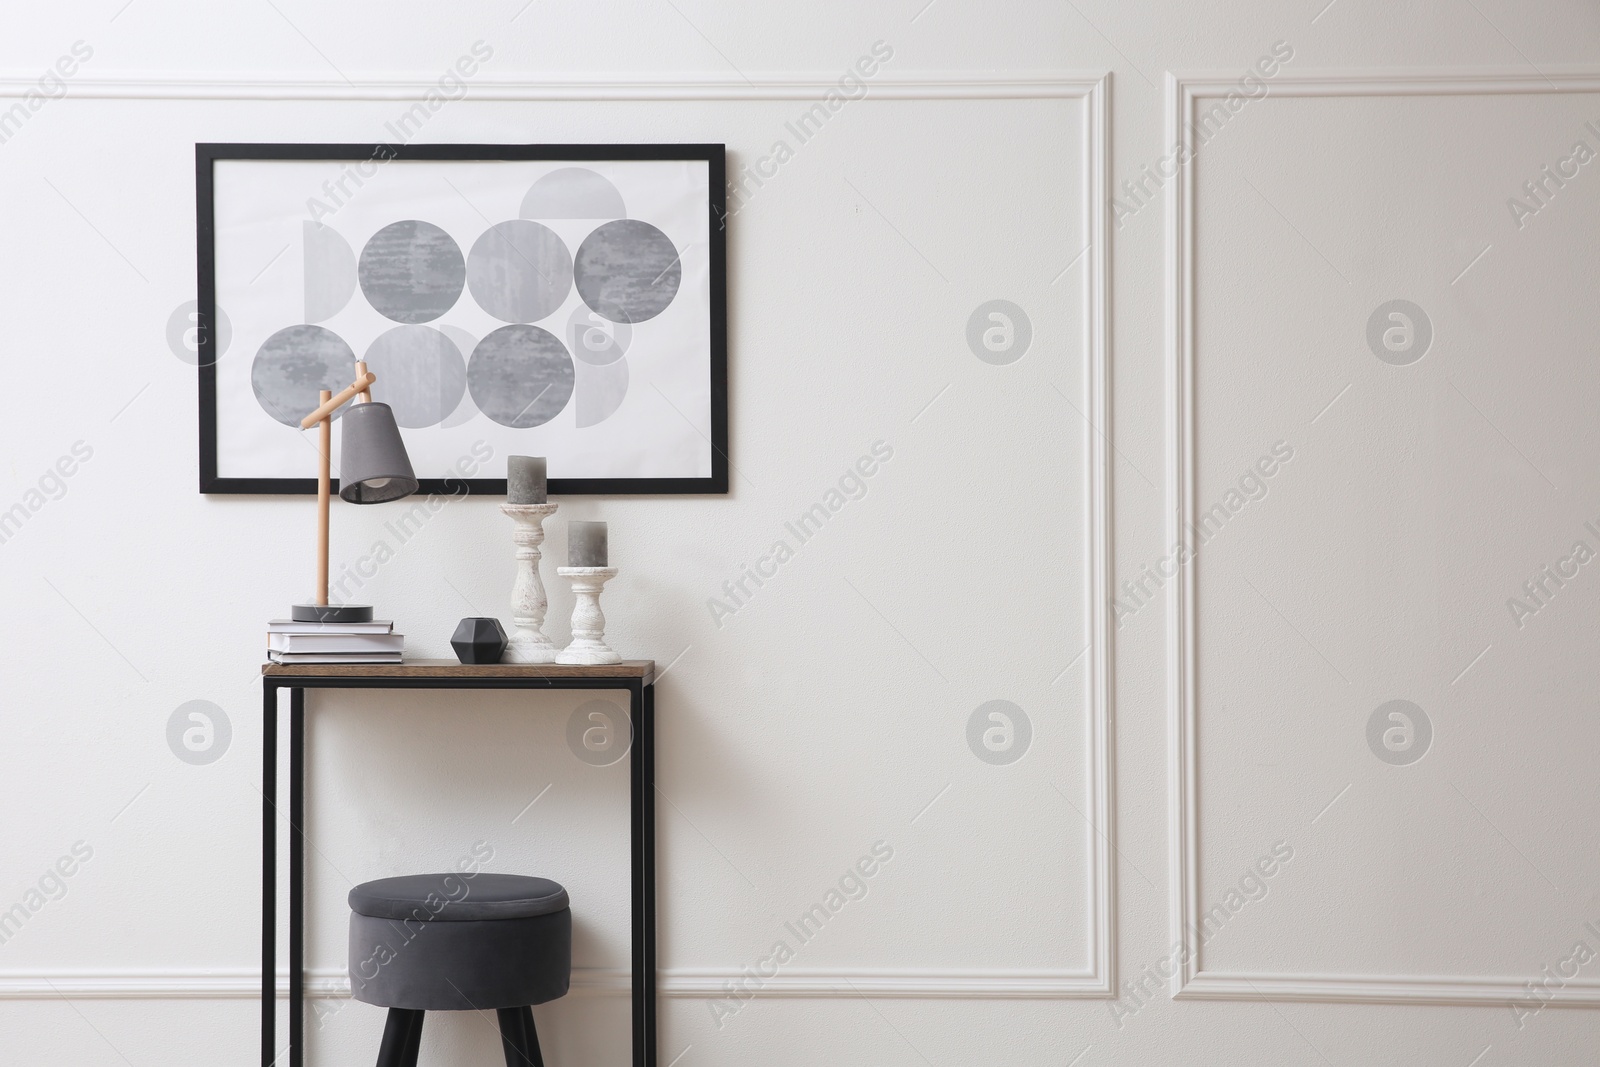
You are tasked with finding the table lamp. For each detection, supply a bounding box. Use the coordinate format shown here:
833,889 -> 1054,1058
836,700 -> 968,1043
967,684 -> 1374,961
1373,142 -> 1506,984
291,360 -> 419,623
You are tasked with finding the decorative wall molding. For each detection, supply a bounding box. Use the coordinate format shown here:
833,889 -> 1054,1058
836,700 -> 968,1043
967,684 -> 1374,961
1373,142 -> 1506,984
1165,68 -> 1600,1007
0,968 -> 624,1000
1168,67 -> 1600,100
0,71 -> 1114,1004
1079,70 -> 1115,1000
0,71 -> 1103,101
1168,970 -> 1600,1007
0,966 -> 1096,1001
663,967 -> 1104,998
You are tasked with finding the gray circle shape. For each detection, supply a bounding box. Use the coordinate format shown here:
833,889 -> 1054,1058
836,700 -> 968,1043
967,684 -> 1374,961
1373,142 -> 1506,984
251,325 -> 356,427
1366,699 -> 1432,766
359,220 -> 466,324
522,168 -> 627,220
967,300 -> 1033,365
566,305 -> 631,366
566,699 -> 632,766
467,220 -> 574,323
438,326 -> 482,428
1366,299 -> 1432,366
168,700 -> 232,766
966,700 -> 1032,766
574,220 -> 682,324
362,326 -> 467,428
467,324 -> 575,429
167,300 -> 231,366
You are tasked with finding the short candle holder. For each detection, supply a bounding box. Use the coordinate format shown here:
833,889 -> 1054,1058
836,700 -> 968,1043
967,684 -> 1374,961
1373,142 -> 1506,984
556,566 -> 620,665
499,502 -> 560,664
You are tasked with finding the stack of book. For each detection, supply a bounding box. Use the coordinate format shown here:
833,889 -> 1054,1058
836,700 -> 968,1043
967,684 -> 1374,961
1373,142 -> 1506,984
267,618 -> 404,664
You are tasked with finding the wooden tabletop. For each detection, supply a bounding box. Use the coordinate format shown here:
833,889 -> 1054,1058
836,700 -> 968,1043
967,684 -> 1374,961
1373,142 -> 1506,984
263,659 -> 654,683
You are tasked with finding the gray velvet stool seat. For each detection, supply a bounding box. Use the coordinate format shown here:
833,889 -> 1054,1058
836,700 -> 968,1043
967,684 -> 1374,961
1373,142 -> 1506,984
348,872 -> 572,1067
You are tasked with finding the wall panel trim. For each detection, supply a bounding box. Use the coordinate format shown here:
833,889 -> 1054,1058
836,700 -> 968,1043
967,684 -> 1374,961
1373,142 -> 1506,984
0,69 -> 1115,1002
1166,67 -> 1600,1007
0,72 -> 1103,101
0,966 -> 1100,1001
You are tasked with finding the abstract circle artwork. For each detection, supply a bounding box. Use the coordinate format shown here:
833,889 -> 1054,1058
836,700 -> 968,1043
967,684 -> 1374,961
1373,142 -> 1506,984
205,149 -> 722,493
468,324 -> 575,429
358,220 -> 465,324
564,307 -> 631,427
574,219 -> 681,324
566,305 -> 631,366
467,220 -> 573,323
522,168 -> 627,220
575,359 -> 630,428
362,326 -> 467,428
251,324 -> 356,427
438,325 -> 482,428
303,221 -> 357,323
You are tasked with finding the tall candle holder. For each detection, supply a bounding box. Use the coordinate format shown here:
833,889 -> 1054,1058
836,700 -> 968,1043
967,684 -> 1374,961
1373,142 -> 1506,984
499,502 -> 560,664
556,567 -> 620,665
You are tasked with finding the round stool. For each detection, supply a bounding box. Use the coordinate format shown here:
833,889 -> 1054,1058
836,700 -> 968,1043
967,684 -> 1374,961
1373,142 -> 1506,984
348,872 -> 571,1067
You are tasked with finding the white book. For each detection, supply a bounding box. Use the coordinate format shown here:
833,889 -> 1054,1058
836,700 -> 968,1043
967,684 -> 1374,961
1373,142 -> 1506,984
269,632 -> 405,654
268,651 -> 403,664
266,619 -> 394,634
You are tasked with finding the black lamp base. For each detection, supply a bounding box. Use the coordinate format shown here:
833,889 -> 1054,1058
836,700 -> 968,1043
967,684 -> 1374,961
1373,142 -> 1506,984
291,603 -> 374,624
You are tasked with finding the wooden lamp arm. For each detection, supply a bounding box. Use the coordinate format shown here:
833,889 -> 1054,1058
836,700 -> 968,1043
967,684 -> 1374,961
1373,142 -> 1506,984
300,366 -> 376,429
304,363 -> 374,608
315,390 -> 332,606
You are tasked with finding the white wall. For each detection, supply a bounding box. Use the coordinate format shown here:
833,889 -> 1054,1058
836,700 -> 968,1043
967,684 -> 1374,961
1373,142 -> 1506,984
1,1 -> 1598,1064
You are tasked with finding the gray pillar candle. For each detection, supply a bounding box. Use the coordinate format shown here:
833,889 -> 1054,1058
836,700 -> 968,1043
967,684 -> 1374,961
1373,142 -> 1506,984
507,455 -> 547,504
569,520 -> 608,567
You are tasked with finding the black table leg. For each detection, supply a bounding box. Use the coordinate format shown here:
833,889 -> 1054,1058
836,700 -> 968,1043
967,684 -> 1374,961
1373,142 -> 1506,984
262,682 -> 277,1067
290,688 -> 305,1067
642,681 -> 656,1067
629,680 -> 657,1067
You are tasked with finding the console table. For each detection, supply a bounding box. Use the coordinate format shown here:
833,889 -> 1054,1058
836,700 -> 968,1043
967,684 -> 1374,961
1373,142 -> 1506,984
260,660 -> 657,1067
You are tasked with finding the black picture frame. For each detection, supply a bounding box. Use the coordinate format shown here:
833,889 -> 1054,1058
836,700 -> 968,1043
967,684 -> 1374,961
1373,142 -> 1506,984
196,142 -> 728,496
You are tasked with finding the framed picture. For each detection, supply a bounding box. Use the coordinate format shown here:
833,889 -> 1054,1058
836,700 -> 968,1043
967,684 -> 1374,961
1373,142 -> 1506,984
196,143 -> 727,495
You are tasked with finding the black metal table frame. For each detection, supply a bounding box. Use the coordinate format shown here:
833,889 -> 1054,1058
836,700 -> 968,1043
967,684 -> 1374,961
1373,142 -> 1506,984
260,673 -> 656,1067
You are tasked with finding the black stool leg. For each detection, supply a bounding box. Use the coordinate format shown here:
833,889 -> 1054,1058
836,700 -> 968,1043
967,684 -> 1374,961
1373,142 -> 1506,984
376,1008 -> 423,1067
497,1006 -> 545,1067
524,1007 -> 546,1067
401,1009 -> 424,1067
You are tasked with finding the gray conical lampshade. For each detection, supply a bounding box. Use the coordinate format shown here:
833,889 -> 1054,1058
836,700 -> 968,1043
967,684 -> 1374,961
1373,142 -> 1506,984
339,402 -> 418,504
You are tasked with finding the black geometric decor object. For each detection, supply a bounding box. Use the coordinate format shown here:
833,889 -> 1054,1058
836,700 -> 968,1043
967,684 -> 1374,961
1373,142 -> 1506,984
450,617 -> 509,665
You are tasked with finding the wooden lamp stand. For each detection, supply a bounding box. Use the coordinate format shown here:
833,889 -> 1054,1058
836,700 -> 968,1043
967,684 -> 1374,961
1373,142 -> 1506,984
291,364 -> 379,624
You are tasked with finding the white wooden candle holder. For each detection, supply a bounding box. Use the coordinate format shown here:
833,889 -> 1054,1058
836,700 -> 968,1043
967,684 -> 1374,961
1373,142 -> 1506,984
499,502 -> 560,664
556,566 -> 620,665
